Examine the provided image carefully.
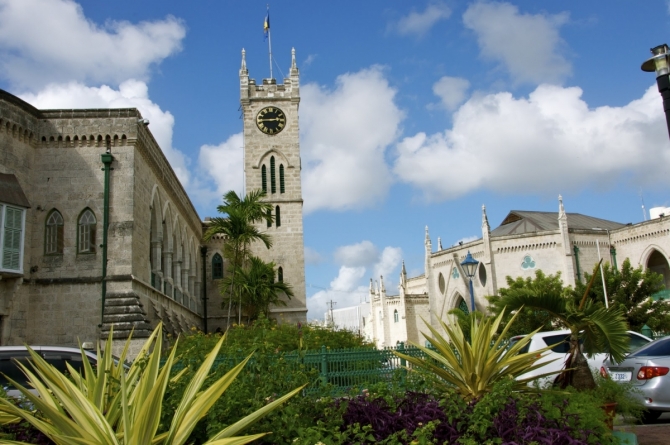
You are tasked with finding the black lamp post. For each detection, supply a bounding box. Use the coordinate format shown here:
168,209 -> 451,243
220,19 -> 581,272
641,44 -> 670,138
460,251 -> 479,312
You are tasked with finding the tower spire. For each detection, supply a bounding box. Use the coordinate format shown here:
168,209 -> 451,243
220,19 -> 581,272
241,48 -> 247,71
482,204 -> 490,231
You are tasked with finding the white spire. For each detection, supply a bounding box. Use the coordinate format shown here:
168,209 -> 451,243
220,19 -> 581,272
380,275 -> 385,293
482,204 -> 490,230
558,194 -> 566,218
438,237 -> 443,250
291,47 -> 297,69
241,48 -> 247,71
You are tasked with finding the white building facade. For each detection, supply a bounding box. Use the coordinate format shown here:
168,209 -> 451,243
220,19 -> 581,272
362,196 -> 670,348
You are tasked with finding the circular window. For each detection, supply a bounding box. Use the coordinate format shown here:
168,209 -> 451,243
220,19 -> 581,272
478,264 -> 487,287
438,272 -> 446,294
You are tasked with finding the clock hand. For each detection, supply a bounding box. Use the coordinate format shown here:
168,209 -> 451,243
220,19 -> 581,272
258,117 -> 282,122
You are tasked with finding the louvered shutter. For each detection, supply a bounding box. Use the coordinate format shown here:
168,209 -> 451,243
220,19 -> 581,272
2,207 -> 22,271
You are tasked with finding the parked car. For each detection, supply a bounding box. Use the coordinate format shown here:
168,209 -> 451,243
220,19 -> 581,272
602,335 -> 670,422
509,329 -> 652,387
0,346 -> 99,398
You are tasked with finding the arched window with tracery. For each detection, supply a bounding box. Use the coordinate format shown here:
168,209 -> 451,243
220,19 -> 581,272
77,209 -> 96,253
279,164 -> 285,193
270,156 -> 276,193
45,210 -> 64,254
212,253 -> 223,279
261,165 -> 267,192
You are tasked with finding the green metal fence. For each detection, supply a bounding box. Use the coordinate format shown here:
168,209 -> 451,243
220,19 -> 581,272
172,342 -> 432,395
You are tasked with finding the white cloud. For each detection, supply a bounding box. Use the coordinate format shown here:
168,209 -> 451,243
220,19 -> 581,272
392,3 -> 452,38
394,84 -> 670,201
373,247 -> 403,281
193,133 -> 244,208
19,80 -> 191,186
463,2 -> 571,85
334,241 -> 379,267
307,241 -> 403,320
300,66 -> 404,213
433,76 -> 470,111
0,0 -> 185,90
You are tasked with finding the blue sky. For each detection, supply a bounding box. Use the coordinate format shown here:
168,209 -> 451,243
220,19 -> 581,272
2,0 -> 670,320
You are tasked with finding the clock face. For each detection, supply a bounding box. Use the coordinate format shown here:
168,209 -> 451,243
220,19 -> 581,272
256,106 -> 287,135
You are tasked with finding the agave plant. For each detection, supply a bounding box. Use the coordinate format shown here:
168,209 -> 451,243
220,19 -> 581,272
0,323 -> 304,444
394,309 -> 560,401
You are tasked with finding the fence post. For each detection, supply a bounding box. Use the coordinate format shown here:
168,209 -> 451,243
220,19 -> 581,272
398,342 -> 407,386
320,345 -> 328,386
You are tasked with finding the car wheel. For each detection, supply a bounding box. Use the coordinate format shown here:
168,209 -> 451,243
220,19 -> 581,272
642,410 -> 662,423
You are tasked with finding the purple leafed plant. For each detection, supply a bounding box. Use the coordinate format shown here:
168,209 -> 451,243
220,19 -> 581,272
341,392 -> 598,445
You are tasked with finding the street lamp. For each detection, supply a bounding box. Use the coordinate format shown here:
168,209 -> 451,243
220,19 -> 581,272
461,251 -> 479,312
641,44 -> 670,138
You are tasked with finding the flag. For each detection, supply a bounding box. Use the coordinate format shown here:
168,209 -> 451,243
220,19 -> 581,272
263,11 -> 270,41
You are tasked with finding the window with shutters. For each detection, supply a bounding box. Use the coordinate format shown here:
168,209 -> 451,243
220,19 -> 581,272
77,209 -> 96,254
45,210 -> 64,255
1,204 -> 25,273
275,206 -> 281,227
212,253 -> 223,279
279,164 -> 285,193
270,156 -> 276,193
261,165 -> 267,192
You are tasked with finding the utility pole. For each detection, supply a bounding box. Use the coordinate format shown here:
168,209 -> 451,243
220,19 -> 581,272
326,300 -> 337,328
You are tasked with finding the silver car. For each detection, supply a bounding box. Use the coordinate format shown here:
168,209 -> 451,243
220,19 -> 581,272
602,336 -> 670,422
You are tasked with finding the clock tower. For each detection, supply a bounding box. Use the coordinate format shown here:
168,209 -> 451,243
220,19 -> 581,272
239,48 -> 307,323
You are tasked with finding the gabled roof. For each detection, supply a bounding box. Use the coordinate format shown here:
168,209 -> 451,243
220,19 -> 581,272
491,210 -> 624,237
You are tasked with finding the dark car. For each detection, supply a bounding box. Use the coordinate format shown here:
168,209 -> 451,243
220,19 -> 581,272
0,346 -> 98,397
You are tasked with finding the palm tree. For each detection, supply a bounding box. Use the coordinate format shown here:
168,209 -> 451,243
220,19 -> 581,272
497,261 -> 630,390
225,256 -> 294,323
203,190 -> 273,327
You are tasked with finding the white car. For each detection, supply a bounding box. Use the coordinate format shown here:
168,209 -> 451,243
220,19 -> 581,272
508,329 -> 652,387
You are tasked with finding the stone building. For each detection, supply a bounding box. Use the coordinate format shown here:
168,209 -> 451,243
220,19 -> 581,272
202,49 -> 307,330
0,48 -> 307,352
363,196 -> 670,347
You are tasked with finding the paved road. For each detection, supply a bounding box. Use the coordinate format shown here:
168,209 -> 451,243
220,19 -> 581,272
616,413 -> 670,445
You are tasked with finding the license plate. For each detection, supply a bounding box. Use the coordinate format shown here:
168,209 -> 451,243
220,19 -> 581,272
610,372 -> 632,382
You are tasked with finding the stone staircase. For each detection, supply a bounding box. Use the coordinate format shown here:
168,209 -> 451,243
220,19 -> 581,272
100,291 -> 153,340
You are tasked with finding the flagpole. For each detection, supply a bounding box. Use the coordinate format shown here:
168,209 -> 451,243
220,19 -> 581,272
268,28 -> 273,79
266,5 -> 273,79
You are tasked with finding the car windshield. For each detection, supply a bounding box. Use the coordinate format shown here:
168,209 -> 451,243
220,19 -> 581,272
628,337 -> 670,357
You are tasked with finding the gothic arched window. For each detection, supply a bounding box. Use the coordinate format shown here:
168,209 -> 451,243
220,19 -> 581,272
270,156 -> 276,193
267,209 -> 272,228
458,298 -> 469,315
278,266 -> 283,282
77,209 -> 96,253
261,165 -> 267,192
275,206 -> 281,227
279,164 -> 285,193
393,309 -> 399,323
212,253 -> 223,279
45,210 -> 64,254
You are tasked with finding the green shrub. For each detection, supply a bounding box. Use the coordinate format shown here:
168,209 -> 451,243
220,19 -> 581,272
174,316 -> 371,357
